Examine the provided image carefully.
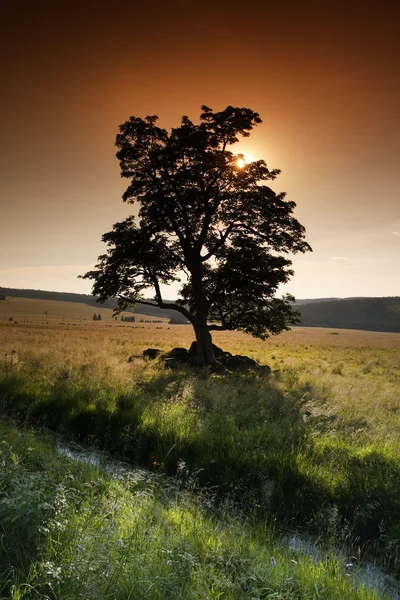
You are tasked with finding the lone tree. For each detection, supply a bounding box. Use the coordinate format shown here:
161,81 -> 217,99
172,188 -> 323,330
83,106 -> 311,363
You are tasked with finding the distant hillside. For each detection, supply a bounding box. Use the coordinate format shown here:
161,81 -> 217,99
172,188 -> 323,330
0,287 -> 189,324
294,298 -> 341,306
296,297 -> 400,332
1,288 -> 399,332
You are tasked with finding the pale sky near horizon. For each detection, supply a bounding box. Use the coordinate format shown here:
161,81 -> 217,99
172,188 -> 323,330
1,1 -> 399,300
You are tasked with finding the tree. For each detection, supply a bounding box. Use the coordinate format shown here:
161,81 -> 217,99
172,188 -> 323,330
83,105 -> 312,363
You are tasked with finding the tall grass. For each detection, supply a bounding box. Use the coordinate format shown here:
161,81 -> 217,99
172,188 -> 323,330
0,423 -> 391,599
1,323 -> 400,576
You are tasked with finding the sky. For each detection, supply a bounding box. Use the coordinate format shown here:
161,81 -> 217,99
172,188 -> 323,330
0,0 -> 399,300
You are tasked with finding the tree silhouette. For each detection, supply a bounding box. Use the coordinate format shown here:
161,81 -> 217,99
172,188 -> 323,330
83,106 -> 311,363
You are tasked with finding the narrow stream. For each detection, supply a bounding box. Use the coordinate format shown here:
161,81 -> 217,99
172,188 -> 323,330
58,442 -> 400,600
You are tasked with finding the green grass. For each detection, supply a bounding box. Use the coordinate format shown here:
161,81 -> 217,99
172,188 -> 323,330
1,323 -> 400,580
0,423 -> 391,599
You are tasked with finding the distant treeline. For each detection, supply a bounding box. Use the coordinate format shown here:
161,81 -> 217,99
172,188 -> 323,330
0,287 -> 189,324
296,297 -> 400,332
2,287 -> 399,332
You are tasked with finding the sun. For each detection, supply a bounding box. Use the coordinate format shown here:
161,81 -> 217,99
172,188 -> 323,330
236,152 -> 254,168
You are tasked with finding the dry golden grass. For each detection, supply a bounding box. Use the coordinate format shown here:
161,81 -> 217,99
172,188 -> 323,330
0,296 -> 168,324
1,320 -> 400,574
1,321 -> 399,366
1,322 -> 399,435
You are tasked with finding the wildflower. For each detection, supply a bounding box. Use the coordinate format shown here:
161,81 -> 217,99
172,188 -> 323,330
76,544 -> 86,554
270,556 -> 277,567
167,559 -> 173,566
102,564 -> 110,578
116,539 -> 123,548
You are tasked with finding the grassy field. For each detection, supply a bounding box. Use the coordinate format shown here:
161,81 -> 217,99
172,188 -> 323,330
1,322 -> 400,596
0,297 -> 168,324
0,422 -> 385,600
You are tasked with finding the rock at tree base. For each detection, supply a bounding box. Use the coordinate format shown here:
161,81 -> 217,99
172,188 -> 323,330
208,361 -> 228,374
186,355 -> 206,368
159,343 -> 271,375
143,348 -> 163,360
169,347 -> 190,362
163,357 -> 181,369
225,356 -> 249,372
259,365 -> 272,376
235,355 -> 258,368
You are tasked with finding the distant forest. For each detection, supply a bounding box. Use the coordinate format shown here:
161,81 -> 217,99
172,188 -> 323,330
1,287 -> 399,332
296,297 -> 400,332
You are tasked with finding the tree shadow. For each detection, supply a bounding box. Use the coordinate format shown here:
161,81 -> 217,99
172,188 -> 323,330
99,368 -> 400,566
2,365 -> 400,571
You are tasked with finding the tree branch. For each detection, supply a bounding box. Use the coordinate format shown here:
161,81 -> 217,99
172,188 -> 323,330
135,298 -> 193,322
201,221 -> 237,261
147,277 -> 193,322
208,323 -> 229,331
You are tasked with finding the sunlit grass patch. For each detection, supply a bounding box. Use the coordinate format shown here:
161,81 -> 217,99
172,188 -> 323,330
0,322 -> 400,580
0,424 -> 391,600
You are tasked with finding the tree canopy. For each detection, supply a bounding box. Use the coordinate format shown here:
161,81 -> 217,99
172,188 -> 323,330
83,105 -> 312,363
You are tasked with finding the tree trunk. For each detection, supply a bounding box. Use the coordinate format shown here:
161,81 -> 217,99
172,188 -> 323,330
193,318 -> 215,364
190,264 -> 215,363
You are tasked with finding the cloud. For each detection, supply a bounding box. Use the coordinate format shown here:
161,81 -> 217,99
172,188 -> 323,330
392,231 -> 400,236
331,256 -> 350,261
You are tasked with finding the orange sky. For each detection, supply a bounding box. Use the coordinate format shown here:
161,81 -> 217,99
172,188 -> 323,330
0,0 -> 399,298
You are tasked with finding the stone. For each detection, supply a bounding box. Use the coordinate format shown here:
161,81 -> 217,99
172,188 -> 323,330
186,355 -> 206,368
217,351 -> 233,365
223,354 -> 261,372
259,365 -> 272,376
143,348 -> 162,360
235,354 -> 258,368
208,360 -> 228,374
225,355 -> 248,372
169,347 -> 190,362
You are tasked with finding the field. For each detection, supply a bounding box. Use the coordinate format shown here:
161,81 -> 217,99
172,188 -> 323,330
1,321 -> 400,598
0,296 -> 168,324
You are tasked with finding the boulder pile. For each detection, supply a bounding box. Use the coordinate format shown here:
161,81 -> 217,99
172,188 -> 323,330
137,342 -> 271,375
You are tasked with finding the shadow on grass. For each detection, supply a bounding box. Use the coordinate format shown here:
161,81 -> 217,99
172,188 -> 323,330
1,366 -> 400,571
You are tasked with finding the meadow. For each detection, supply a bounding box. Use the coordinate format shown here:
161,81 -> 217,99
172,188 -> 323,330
1,321 -> 400,598
0,296 -> 168,324
0,422 -> 387,600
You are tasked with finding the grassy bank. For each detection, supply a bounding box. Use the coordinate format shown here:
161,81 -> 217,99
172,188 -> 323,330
1,323 -> 400,576
0,422 -> 391,599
